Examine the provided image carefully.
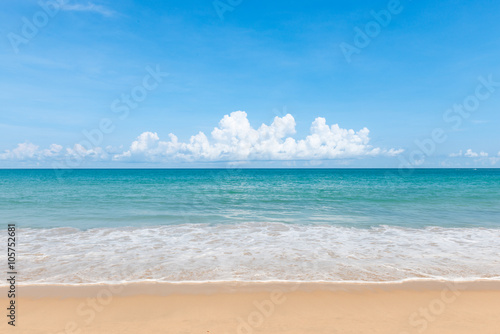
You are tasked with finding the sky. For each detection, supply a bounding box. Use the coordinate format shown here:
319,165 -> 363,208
1,0 -> 499,168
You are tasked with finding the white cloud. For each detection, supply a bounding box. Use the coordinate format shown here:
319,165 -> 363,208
464,149 -> 477,157
60,1 -> 115,17
65,144 -> 110,160
0,142 -> 39,160
0,111 -> 402,164
490,157 -> 500,165
487,152 -> 500,165
0,142 -> 109,162
464,149 -> 488,158
114,111 -> 402,162
449,149 -> 491,158
449,150 -> 462,157
42,144 -> 63,157
448,149 -> 499,165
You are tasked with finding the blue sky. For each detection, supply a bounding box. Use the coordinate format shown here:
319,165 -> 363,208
1,0 -> 499,167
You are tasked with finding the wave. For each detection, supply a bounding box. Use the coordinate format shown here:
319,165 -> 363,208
8,222 -> 500,285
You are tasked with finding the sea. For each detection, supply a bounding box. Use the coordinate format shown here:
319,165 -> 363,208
1,168 -> 499,285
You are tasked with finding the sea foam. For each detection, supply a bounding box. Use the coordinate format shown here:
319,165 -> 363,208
10,222 -> 500,285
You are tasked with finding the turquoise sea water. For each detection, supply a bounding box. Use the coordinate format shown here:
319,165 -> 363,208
2,168 -> 500,229
1,168 -> 499,284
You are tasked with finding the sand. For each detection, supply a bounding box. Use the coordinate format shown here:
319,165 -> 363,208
1,281 -> 499,334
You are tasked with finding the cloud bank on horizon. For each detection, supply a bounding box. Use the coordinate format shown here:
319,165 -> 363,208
1,111 -> 403,165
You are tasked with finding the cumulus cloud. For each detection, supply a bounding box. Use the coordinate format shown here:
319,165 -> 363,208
0,112 -> 402,164
465,149 -> 488,158
449,149 -> 489,158
65,144 -> 110,160
0,142 -> 40,160
448,149 -> 499,165
0,142 -> 109,162
114,111 -> 402,162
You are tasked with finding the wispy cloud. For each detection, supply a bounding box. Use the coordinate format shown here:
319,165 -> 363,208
449,149 -> 489,158
60,1 -> 115,17
448,149 -> 499,165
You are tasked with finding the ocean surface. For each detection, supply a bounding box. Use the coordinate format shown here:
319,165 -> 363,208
1,168 -> 499,284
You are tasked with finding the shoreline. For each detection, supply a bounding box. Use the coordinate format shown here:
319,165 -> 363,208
2,279 -> 500,298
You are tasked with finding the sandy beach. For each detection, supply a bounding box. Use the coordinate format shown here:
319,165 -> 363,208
2,281 -> 499,334
3,0 -> 500,330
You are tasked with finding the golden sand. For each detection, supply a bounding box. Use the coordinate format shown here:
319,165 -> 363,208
1,281 -> 499,334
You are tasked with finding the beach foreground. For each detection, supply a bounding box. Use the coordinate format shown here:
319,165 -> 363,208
1,281 -> 499,334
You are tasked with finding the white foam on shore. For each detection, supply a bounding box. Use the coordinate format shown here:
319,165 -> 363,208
7,222 -> 500,285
